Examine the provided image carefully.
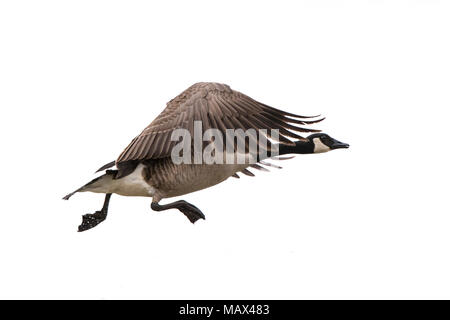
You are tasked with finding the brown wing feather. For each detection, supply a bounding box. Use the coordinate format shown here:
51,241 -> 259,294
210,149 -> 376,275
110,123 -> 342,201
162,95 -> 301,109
116,82 -> 322,164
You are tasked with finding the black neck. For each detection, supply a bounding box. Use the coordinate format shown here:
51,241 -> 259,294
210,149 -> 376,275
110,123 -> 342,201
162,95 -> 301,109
258,140 -> 314,161
279,140 -> 314,155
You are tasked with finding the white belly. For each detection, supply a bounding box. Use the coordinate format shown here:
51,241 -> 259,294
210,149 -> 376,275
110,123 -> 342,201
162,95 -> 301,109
84,164 -> 155,197
113,164 -> 155,197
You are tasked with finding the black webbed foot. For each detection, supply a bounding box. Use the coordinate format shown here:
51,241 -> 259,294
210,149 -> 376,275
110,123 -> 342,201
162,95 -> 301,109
177,202 -> 206,223
78,210 -> 107,232
77,193 -> 112,232
151,200 -> 206,224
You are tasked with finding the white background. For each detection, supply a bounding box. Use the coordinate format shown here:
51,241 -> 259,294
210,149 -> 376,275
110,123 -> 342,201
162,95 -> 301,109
0,0 -> 449,299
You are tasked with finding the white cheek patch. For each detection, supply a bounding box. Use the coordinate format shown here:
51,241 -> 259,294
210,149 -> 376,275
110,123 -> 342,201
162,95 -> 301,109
313,138 -> 331,153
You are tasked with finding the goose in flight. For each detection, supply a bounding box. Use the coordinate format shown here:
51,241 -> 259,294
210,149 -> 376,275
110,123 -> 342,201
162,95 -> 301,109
63,82 -> 349,231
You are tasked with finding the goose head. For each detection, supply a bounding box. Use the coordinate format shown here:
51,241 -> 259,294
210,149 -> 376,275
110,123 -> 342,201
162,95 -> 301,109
307,133 -> 349,153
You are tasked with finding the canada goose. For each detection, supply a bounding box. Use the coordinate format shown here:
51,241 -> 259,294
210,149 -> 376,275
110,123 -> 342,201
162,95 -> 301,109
63,82 -> 349,231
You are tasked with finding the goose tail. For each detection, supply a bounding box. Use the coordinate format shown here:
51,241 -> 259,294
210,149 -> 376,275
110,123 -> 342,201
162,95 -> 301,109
62,170 -> 118,200
62,188 -> 82,200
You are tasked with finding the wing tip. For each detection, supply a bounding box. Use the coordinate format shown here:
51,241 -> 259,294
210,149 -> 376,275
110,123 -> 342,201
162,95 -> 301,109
95,160 -> 116,173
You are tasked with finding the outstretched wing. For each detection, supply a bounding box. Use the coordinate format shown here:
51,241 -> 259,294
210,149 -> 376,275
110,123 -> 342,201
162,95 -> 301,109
116,82 -> 323,164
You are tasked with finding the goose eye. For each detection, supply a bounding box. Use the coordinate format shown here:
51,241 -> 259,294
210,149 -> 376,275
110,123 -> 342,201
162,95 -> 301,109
321,136 -> 331,145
